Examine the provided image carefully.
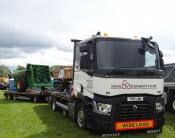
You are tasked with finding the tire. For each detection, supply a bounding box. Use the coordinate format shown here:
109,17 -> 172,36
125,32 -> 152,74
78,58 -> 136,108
7,94 -> 11,100
75,103 -> 87,129
16,80 -> 27,92
52,97 -> 57,111
170,97 -> 175,113
13,95 -> 16,101
33,96 -> 37,103
48,96 -> 52,106
62,110 -> 67,116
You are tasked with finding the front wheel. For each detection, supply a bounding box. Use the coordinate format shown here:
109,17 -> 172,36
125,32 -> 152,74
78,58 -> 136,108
75,103 -> 87,129
168,95 -> 175,113
171,98 -> 175,113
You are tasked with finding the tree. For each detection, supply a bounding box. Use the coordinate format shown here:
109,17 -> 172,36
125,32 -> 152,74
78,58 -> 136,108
50,65 -> 60,77
16,65 -> 26,71
0,65 -> 12,77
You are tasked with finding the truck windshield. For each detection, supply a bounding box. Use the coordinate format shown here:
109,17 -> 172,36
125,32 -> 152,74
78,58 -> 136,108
96,39 -> 159,71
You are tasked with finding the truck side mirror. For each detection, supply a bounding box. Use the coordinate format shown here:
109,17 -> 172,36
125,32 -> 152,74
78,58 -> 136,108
160,59 -> 164,70
159,50 -> 164,70
159,50 -> 163,58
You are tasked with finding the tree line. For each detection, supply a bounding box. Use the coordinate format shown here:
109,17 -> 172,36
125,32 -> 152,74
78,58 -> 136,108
0,65 -> 61,78
0,65 -> 25,78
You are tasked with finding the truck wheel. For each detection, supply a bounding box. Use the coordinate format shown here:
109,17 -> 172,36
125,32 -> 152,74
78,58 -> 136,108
169,96 -> 175,113
75,103 -> 87,129
171,99 -> 175,113
33,96 -> 37,103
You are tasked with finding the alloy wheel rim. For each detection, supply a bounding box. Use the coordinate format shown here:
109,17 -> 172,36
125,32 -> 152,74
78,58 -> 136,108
77,108 -> 84,127
173,100 -> 175,111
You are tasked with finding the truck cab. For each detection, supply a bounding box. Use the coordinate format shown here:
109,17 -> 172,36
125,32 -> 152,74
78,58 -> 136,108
71,34 -> 164,133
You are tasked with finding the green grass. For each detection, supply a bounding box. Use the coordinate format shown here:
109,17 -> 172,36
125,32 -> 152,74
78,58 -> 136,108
0,90 -> 175,138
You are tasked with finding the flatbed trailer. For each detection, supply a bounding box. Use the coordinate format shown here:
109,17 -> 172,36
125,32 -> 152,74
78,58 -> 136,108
4,64 -> 52,103
4,90 -> 50,102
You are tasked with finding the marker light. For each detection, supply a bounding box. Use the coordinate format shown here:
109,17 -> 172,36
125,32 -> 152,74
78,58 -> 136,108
103,33 -> 108,37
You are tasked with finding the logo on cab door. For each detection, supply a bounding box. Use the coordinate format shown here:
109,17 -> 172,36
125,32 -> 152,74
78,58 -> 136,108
111,80 -> 157,89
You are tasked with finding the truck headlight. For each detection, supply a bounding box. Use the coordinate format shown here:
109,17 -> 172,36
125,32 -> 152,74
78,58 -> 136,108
96,102 -> 112,114
156,102 -> 164,112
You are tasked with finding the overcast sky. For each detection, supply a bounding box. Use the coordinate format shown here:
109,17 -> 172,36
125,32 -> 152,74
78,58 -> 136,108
0,0 -> 175,69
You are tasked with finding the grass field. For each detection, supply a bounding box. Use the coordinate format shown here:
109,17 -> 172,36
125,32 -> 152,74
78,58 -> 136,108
0,90 -> 175,138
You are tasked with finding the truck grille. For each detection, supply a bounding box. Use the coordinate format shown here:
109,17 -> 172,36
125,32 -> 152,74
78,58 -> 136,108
118,102 -> 153,121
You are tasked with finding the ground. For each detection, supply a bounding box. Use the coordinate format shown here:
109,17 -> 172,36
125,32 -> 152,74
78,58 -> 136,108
0,90 -> 175,138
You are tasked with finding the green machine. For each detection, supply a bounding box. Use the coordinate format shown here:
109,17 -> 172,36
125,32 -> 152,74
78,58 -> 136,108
13,64 -> 52,92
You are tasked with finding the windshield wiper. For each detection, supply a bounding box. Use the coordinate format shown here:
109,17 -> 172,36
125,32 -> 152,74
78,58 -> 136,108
139,68 -> 163,76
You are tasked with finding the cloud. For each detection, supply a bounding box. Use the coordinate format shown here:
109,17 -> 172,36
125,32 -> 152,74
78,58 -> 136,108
0,47 -> 73,67
0,23 -> 53,48
0,47 -> 25,59
0,22 -> 73,59
0,0 -> 175,67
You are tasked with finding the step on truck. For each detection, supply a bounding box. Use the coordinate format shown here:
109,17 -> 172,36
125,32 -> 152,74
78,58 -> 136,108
4,64 -> 52,102
49,33 -> 165,134
163,63 -> 175,113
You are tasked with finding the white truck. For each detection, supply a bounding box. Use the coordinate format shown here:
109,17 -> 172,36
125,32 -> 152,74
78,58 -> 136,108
49,33 -> 165,134
163,63 -> 175,113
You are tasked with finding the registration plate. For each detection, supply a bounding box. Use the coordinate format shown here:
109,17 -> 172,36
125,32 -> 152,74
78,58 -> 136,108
115,120 -> 154,131
127,97 -> 143,102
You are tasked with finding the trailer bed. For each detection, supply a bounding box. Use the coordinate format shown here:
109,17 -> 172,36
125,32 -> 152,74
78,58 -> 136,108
4,90 -> 50,102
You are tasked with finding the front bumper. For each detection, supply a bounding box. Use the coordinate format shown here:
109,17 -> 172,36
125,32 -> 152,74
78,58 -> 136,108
89,94 -> 165,132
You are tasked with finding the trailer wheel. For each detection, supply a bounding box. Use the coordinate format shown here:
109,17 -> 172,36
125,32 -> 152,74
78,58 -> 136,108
52,97 -> 57,111
48,96 -> 52,106
13,95 -> 16,101
62,110 -> 67,116
33,96 -> 37,103
75,103 -> 87,129
7,94 -> 11,100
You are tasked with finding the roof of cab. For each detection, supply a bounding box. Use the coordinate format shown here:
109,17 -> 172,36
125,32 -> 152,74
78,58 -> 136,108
77,36 -> 142,46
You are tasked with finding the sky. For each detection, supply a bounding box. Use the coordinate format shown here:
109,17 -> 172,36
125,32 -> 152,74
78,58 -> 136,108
0,0 -> 175,69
